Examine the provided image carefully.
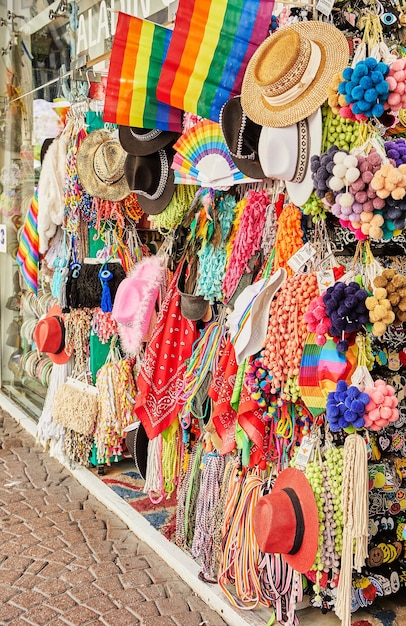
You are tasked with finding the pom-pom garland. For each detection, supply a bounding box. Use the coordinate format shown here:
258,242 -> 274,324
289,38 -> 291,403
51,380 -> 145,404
337,58 -> 390,119
311,145 -> 340,200
384,138 -> 406,167
370,162 -> 406,200
385,58 -> 406,112
363,379 -> 399,431
322,281 -> 369,349
373,268 -> 406,323
326,380 -> 369,432
365,285 -> 396,336
303,294 -> 330,345
262,271 -> 319,393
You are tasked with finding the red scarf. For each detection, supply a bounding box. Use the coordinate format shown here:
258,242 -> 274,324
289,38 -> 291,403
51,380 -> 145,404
135,269 -> 199,439
209,339 -> 238,455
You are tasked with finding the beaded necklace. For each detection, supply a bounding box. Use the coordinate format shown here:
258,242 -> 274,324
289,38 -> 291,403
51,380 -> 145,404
191,452 -> 226,581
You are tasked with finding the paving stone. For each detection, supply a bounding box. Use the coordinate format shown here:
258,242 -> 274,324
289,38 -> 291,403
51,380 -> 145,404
14,573 -> 39,590
120,568 -> 152,588
172,611 -> 205,626
128,600 -> 160,619
19,604 -> 60,624
37,562 -> 71,579
24,543 -> 53,558
0,540 -> 26,556
62,568 -> 95,585
82,593 -> 119,614
166,580 -> 195,597
199,609 -> 231,626
155,595 -> 190,616
46,549 -> 76,565
100,608 -> 141,626
35,578 -> 72,596
10,588 -> 47,609
67,582 -> 103,602
0,583 -> 19,602
116,555 -> 149,572
94,575 -> 125,593
55,605 -> 99,625
139,583 -> 167,601
44,593 -> 78,613
140,616 -> 176,626
89,560 -> 122,578
0,568 -> 23,585
110,587 -> 145,607
147,563 -> 179,584
0,603 -> 24,621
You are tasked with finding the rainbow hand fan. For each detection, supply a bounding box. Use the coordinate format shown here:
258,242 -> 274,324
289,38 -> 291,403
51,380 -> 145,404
172,120 -> 249,188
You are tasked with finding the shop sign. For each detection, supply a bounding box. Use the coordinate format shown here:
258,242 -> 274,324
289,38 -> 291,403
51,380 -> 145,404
77,0 -> 176,55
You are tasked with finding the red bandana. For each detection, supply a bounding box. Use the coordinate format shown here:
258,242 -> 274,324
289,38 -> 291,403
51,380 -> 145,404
135,268 -> 199,439
209,339 -> 238,455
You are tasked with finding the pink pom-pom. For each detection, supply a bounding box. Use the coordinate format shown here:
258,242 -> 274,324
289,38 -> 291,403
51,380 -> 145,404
386,76 -> 397,90
365,400 -> 377,411
371,390 -> 385,404
393,70 -> 406,82
380,406 -> 392,420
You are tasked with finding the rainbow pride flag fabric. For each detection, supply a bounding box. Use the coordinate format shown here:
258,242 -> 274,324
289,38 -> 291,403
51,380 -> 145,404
16,187 -> 39,294
156,0 -> 274,122
103,13 -> 183,131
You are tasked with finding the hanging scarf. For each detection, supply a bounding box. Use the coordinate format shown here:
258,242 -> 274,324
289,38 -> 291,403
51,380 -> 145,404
134,267 -> 199,439
237,379 -> 267,469
208,339 -> 238,455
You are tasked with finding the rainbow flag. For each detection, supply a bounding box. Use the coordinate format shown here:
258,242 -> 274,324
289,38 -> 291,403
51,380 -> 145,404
16,188 -> 39,294
103,13 -> 183,131
156,0 -> 274,122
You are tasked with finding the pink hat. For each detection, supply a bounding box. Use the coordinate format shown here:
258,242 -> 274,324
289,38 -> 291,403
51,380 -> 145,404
112,256 -> 166,355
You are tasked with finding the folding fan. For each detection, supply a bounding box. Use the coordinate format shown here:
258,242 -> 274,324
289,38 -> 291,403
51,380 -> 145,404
172,119 -> 248,188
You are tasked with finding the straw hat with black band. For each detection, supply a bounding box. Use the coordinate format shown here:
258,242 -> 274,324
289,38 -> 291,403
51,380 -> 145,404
76,130 -> 130,202
241,21 -> 349,128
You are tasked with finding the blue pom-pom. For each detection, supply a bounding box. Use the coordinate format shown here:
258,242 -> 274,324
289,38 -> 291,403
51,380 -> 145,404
372,102 -> 385,118
347,386 -> 359,399
364,88 -> 378,103
351,399 -> 366,414
338,81 -> 347,95
351,102 -> 362,115
336,380 -> 348,393
344,409 -> 357,424
338,417 -> 348,429
360,75 -> 373,89
353,416 -> 366,429
342,67 -> 353,80
357,99 -> 372,113
337,339 -> 349,353
330,420 -> 343,432
376,61 -> 390,76
326,404 -> 340,419
364,57 -> 378,69
358,391 -> 370,405
371,71 -> 383,85
375,81 -> 389,96
352,85 -> 365,100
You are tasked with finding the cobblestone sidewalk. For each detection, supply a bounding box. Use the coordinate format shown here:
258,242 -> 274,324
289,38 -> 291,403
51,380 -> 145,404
0,410 -> 226,626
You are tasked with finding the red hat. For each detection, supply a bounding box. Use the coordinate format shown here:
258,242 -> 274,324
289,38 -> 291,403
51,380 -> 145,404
33,304 -> 72,365
253,467 -> 319,573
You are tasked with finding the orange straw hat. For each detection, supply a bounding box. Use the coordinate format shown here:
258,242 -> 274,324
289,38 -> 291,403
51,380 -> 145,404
241,21 -> 349,128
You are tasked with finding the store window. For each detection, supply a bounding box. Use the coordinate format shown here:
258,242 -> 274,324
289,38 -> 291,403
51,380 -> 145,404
0,0 -> 177,419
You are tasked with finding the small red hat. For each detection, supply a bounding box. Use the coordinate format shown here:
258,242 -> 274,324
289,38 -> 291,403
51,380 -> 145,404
253,467 -> 319,573
33,304 -> 72,365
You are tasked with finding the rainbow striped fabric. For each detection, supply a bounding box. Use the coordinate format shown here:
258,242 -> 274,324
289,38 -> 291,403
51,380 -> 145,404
16,188 -> 39,294
156,0 -> 274,122
103,13 -> 183,131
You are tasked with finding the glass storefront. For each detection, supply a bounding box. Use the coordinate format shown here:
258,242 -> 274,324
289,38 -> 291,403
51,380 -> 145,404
0,0 -> 178,419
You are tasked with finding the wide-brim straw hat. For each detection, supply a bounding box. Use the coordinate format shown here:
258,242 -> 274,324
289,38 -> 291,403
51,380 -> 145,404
77,130 -> 131,202
241,21 -> 349,128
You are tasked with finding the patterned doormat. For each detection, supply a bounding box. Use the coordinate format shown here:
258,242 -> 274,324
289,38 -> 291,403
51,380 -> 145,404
92,457 -> 177,542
